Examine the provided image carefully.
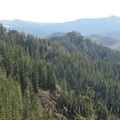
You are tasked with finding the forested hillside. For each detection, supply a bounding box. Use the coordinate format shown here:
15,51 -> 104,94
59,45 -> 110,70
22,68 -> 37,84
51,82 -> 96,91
0,24 -> 120,120
50,31 -> 120,62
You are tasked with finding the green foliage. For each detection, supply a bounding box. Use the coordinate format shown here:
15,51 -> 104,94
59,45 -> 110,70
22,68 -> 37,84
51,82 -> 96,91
50,31 -> 120,62
0,24 -> 120,119
74,114 -> 86,120
47,64 -> 56,89
0,69 -> 23,120
95,103 -> 109,120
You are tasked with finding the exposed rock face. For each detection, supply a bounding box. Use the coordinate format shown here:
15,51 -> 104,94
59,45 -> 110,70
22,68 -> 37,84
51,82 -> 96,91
110,42 -> 120,51
38,85 -> 75,119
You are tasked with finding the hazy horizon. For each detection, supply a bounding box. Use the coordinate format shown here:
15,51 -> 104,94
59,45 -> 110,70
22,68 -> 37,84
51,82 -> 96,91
0,15 -> 119,24
0,0 -> 120,23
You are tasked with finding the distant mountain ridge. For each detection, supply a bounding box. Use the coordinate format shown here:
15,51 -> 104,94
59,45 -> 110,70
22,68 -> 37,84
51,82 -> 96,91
86,34 -> 120,51
0,16 -> 120,38
102,31 -> 120,40
87,34 -> 119,46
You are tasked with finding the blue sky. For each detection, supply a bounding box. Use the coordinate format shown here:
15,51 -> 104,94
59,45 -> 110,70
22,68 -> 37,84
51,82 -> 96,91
0,0 -> 120,23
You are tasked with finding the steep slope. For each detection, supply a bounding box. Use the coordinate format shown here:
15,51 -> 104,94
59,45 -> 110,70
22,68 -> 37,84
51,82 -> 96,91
111,42 -> 120,51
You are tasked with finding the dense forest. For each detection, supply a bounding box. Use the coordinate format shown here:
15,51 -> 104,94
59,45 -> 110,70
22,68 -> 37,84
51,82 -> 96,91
0,23 -> 120,120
